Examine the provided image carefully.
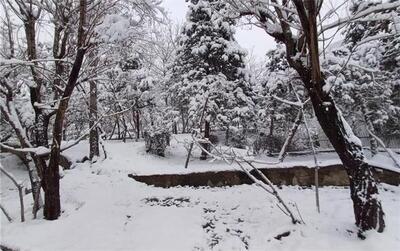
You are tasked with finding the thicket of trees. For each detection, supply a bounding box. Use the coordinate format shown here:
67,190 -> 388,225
0,0 -> 163,220
1,0 -> 399,238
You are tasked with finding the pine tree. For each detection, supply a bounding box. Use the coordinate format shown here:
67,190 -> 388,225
324,0 -> 400,155
168,0 -> 255,158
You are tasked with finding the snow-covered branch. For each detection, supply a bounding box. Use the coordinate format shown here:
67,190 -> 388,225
367,129 -> 400,169
320,1 -> 400,34
190,133 -> 302,224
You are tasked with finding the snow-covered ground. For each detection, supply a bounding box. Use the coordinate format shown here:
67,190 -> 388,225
1,136 -> 400,251
63,134 -> 400,175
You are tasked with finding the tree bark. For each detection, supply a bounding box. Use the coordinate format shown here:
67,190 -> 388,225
89,81 -> 100,160
45,46 -> 86,220
173,122 -> 178,134
136,110 -> 140,141
291,0 -> 385,234
117,117 -> 121,139
310,94 -> 384,234
21,8 -> 49,217
225,126 -> 230,145
200,120 -> 210,160
44,0 -> 87,220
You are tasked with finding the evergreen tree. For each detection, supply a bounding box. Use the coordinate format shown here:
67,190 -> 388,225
168,0 -> 255,158
323,0 -> 400,155
257,44 -> 300,137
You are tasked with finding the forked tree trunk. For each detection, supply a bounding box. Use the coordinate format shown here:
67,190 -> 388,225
44,0 -> 87,219
45,47 -> 86,220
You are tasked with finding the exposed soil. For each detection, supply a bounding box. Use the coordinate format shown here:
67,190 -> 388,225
129,164 -> 400,187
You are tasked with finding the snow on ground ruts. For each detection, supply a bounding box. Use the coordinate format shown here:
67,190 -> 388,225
1,137 -> 400,251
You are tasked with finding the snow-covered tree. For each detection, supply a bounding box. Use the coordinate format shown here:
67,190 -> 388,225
168,0 -> 255,158
0,0 -> 163,220
257,44 -> 299,136
226,0 -> 400,235
322,0 -> 400,155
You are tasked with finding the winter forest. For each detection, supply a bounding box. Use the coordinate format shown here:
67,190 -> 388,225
0,0 -> 400,250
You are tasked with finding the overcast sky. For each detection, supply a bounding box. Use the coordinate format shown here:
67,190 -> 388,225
161,0 -> 277,59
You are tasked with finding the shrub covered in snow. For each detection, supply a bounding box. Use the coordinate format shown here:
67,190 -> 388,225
226,128 -> 248,149
144,129 -> 171,157
253,132 -> 283,155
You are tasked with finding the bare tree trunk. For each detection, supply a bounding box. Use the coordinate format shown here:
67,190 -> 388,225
269,106 -> 275,137
22,8 -> 48,217
180,108 -> 187,133
44,0 -> 87,220
278,110 -> 302,162
359,97 -> 378,156
311,95 -> 384,234
45,49 -> 86,219
109,121 -> 117,140
173,122 -> 178,134
116,117 -> 121,139
200,120 -> 210,160
121,115 -> 128,142
291,0 -> 385,234
184,142 -> 194,168
136,110 -> 140,141
1,0 -> 15,59
225,126 -> 230,145
89,80 -> 100,160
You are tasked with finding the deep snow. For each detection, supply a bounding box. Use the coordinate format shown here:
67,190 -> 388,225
1,136 -> 400,251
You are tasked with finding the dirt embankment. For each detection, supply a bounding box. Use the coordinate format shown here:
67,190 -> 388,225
129,165 -> 400,188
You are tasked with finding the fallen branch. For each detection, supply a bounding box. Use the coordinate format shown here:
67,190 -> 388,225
367,129 -> 400,168
278,110 -> 303,162
241,157 -> 301,224
191,134 -> 301,224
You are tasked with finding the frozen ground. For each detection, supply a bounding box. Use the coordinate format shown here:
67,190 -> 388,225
1,136 -> 400,251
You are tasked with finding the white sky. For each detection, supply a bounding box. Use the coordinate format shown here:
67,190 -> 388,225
162,0 -> 277,59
